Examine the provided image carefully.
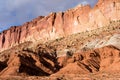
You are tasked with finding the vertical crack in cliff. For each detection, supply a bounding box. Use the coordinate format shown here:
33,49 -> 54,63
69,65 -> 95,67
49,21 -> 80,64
113,2 -> 115,7
72,11 -> 74,19
61,12 -> 65,34
52,13 -> 56,27
16,28 -> 19,43
18,28 -> 22,43
77,16 -> 80,24
26,26 -> 29,38
51,13 -> 56,32
61,12 -> 64,25
2,34 -> 5,48
12,26 -> 16,44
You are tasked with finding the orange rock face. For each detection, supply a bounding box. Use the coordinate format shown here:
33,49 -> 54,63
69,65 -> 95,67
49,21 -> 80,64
0,50 -> 60,76
0,0 -> 120,51
56,45 -> 120,75
0,44 -> 120,77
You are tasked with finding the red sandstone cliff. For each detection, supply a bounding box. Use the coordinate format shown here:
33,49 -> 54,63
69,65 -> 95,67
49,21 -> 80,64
0,0 -> 120,51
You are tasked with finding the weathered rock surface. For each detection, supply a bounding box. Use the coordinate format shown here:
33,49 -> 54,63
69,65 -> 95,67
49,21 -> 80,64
0,0 -> 120,51
0,23 -> 119,80
0,50 -> 60,77
55,45 -> 120,75
0,0 -> 120,79
0,43 -> 120,78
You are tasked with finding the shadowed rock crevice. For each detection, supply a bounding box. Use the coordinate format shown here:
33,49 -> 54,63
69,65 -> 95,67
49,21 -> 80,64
0,48 -> 60,76
0,61 -> 7,72
55,45 -> 120,75
19,62 -> 50,76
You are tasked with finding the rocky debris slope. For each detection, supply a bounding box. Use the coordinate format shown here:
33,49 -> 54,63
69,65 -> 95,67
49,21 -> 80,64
56,45 -> 120,75
0,19 -> 119,78
42,20 -> 120,56
0,0 -> 120,51
0,44 -> 120,80
0,47 -> 60,77
0,22 -> 119,80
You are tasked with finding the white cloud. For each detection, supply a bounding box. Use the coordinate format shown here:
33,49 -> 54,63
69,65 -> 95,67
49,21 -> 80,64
81,1 -> 89,5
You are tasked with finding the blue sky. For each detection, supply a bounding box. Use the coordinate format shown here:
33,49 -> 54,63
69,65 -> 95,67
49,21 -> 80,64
0,0 -> 98,32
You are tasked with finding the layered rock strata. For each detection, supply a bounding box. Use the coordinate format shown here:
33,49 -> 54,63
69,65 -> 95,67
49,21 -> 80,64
0,0 -> 120,51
